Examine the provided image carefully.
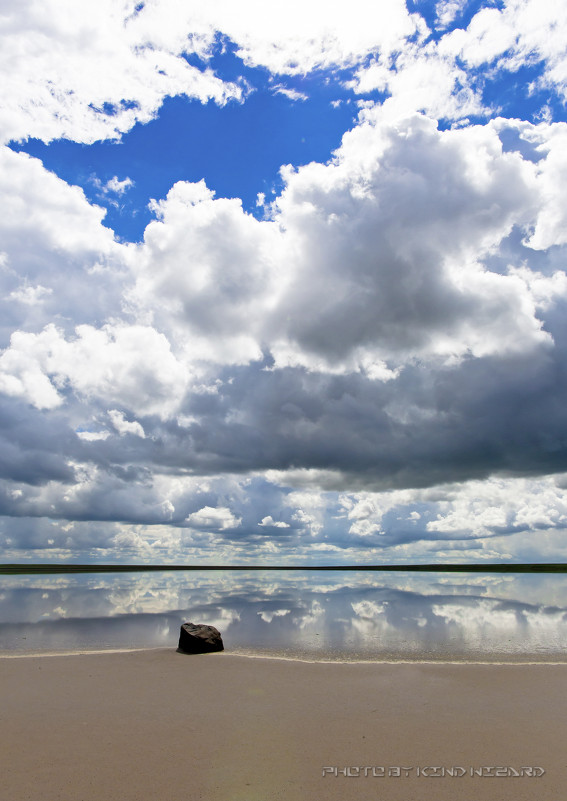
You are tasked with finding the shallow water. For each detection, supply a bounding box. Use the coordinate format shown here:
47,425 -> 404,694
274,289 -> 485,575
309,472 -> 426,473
1,570 -> 567,661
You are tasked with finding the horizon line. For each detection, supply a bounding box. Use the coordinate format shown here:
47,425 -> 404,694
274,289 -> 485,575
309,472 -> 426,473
2,563 -> 567,574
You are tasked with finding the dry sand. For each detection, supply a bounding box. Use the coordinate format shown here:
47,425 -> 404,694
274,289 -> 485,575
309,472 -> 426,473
1,648 -> 566,801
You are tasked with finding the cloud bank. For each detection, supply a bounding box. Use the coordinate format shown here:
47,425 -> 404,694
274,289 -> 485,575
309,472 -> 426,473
2,0 -> 567,563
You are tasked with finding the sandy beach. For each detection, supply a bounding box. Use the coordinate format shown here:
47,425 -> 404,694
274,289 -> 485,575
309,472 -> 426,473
1,649 -> 566,801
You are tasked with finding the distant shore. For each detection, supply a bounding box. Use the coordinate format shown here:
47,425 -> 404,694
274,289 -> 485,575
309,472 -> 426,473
1,649 -> 565,801
2,562 -> 567,574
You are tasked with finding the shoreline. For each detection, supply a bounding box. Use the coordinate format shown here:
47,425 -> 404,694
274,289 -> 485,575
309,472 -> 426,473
2,644 -> 567,665
2,649 -> 565,800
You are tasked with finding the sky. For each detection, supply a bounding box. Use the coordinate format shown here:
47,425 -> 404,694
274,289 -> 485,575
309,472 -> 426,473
2,0 -> 567,565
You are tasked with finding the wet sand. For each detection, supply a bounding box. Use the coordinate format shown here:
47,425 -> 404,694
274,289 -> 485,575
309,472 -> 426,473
1,648 -> 566,801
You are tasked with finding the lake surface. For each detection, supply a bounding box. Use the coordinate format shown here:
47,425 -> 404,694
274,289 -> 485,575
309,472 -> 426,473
1,570 -> 567,661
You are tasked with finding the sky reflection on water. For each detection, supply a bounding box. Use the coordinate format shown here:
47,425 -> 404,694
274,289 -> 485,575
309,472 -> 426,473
1,570 -> 567,661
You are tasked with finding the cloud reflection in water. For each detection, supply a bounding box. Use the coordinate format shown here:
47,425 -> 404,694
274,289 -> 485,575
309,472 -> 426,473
1,571 -> 567,661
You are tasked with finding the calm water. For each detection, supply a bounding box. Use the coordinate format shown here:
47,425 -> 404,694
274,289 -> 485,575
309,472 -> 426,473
1,570 -> 567,662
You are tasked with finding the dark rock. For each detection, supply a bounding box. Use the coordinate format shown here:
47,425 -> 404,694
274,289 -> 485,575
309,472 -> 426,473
177,622 -> 224,654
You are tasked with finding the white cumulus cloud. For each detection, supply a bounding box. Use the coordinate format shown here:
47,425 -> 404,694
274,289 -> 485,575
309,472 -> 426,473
186,506 -> 242,531
108,409 -> 146,439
